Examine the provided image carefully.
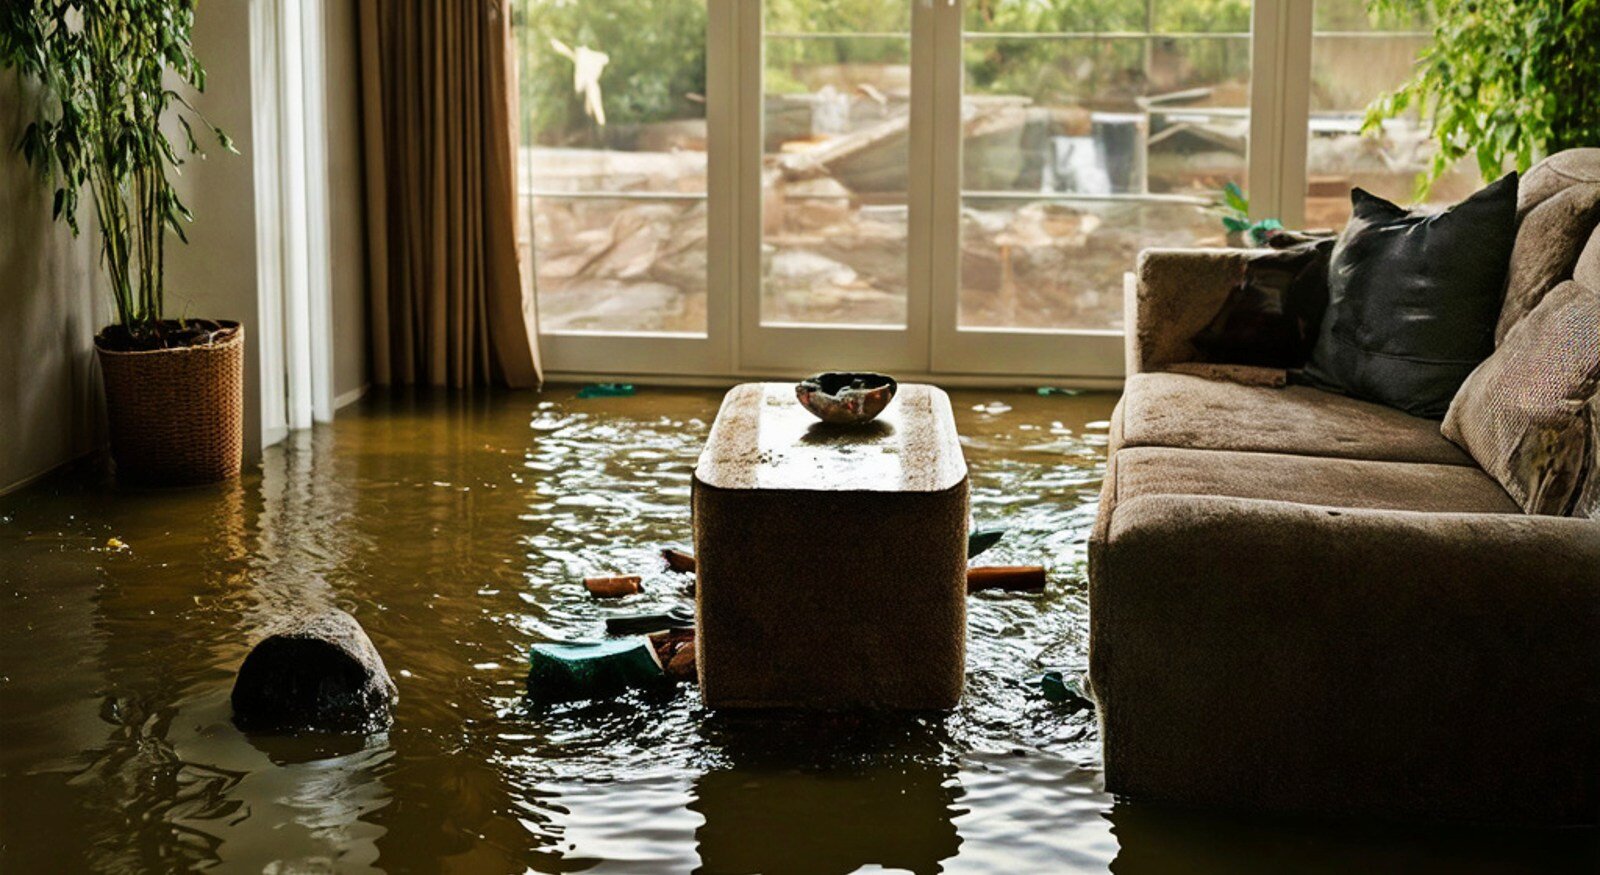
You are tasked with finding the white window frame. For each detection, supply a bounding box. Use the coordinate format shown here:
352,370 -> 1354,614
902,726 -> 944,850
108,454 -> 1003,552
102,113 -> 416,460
534,0 -> 1325,386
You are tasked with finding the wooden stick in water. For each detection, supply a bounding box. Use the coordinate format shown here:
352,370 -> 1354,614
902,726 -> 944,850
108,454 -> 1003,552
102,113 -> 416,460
967,565 -> 1046,593
584,575 -> 642,598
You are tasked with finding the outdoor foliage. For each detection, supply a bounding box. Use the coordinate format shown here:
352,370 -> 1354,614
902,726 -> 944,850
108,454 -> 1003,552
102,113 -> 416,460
516,0 -> 709,144
1363,0 -> 1600,196
1,0 -> 229,339
517,0 -> 1260,139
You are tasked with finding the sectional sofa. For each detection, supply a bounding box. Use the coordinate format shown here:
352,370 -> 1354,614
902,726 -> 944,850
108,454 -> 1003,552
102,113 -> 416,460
1088,149 -> 1600,825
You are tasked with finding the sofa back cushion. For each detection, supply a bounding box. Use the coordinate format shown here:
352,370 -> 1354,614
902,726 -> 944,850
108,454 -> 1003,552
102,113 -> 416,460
1497,149 -> 1600,343
1443,279 -> 1600,517
1303,173 -> 1518,418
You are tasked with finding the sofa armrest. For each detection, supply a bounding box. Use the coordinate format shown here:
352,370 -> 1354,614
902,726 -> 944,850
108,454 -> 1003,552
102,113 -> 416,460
1130,247 -> 1319,374
1090,493 -> 1600,823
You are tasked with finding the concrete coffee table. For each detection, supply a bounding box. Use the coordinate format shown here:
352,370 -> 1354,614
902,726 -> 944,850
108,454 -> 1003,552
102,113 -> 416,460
692,382 -> 969,710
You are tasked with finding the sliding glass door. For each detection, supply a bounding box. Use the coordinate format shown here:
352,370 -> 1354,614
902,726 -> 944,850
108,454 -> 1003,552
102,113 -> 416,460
736,0 -> 930,374
930,0 -> 1253,376
518,0 -> 1386,382
515,0 -> 735,375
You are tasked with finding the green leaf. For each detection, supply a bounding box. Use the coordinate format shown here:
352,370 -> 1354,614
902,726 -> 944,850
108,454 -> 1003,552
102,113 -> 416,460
1222,181 -> 1249,214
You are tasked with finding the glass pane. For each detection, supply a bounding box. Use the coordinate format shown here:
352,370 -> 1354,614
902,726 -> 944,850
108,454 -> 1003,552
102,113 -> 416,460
530,196 -> 708,332
516,0 -> 709,335
960,4 -> 1249,331
761,3 -> 911,327
1304,0 -> 1481,229
960,198 -> 1215,331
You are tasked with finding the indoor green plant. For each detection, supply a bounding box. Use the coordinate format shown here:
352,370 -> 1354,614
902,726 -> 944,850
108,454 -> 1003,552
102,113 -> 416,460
1363,0 -> 1600,196
2,0 -> 242,484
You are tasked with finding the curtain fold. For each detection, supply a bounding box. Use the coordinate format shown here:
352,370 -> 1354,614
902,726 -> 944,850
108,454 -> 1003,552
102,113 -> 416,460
357,0 -> 541,389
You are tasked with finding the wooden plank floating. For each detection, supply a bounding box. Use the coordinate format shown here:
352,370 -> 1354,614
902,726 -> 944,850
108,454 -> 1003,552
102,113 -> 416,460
661,548 -> 696,573
966,566 -> 1047,593
583,575 -> 642,598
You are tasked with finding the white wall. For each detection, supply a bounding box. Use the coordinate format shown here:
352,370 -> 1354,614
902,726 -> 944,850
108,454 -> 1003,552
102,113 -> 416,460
0,73 -> 110,494
164,0 -> 266,461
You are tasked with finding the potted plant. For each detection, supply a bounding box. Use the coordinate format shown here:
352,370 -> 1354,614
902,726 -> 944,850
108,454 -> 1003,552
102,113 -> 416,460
2,1 -> 241,484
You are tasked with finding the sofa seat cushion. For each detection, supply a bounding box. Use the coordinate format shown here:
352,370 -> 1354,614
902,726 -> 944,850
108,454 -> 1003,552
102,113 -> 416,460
1114,372 -> 1474,466
1110,446 -> 1521,516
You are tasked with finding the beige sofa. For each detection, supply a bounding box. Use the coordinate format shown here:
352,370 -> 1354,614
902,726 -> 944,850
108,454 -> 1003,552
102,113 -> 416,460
1088,151 -> 1600,826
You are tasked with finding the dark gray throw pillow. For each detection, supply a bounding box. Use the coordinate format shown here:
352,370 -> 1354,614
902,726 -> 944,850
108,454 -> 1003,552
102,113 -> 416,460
1302,173 -> 1519,418
1193,236 -> 1334,369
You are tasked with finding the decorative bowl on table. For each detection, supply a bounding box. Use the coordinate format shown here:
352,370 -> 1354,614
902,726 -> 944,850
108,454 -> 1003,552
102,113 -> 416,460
795,372 -> 899,424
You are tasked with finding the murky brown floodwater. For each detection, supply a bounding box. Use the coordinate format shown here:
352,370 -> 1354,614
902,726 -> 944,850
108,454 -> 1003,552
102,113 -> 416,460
2,386 -> 1595,874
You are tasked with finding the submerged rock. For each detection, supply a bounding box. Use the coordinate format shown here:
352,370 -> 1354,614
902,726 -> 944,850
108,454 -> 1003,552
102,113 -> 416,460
231,610 -> 398,733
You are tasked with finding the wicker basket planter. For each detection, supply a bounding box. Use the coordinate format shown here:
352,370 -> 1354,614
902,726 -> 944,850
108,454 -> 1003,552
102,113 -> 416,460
95,322 -> 244,485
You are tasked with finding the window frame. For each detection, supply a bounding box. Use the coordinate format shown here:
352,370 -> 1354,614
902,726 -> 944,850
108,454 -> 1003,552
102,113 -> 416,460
528,0 -> 1336,385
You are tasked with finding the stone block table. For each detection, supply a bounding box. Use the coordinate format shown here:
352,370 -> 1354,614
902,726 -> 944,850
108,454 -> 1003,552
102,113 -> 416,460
692,382 -> 969,710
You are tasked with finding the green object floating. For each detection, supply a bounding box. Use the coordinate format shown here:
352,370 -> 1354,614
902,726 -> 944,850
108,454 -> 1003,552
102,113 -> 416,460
577,383 -> 635,399
527,638 -> 664,704
1040,670 -> 1095,713
1035,387 -> 1083,397
968,526 -> 1006,559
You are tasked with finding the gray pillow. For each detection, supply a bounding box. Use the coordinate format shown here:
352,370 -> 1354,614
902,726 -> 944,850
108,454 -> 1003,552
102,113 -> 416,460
1304,174 -> 1519,418
1443,280 -> 1600,516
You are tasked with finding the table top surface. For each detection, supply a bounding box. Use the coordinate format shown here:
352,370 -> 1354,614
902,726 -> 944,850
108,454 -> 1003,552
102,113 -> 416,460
694,382 -> 967,493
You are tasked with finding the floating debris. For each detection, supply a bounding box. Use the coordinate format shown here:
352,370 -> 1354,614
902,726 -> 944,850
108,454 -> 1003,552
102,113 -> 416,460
968,565 -> 1046,593
973,401 -> 1013,415
605,604 -> 695,636
577,383 -> 636,399
1040,670 -> 1095,713
527,639 -> 664,704
583,574 -> 642,599
648,628 -> 697,684
1036,387 -> 1084,397
661,548 -> 696,574
967,526 -> 1006,559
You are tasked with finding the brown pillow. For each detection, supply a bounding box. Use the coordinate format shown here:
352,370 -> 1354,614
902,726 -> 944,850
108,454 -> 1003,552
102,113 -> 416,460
1443,280 -> 1600,516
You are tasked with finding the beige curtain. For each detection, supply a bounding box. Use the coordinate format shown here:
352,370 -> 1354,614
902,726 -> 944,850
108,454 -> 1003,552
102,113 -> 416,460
357,0 -> 542,388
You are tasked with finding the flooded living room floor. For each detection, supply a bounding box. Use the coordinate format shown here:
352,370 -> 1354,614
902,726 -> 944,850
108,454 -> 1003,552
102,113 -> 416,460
1,386 -> 1594,873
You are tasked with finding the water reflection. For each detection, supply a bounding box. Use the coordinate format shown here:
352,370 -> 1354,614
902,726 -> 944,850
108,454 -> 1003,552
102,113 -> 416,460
692,714 -> 962,875
4,386 -> 1589,873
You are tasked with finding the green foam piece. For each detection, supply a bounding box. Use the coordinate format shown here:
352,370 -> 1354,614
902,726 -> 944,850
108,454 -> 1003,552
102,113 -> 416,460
527,638 -> 664,704
577,383 -> 636,398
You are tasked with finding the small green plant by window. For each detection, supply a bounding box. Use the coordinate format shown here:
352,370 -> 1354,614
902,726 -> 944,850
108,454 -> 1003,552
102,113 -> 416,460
1214,182 -> 1283,247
